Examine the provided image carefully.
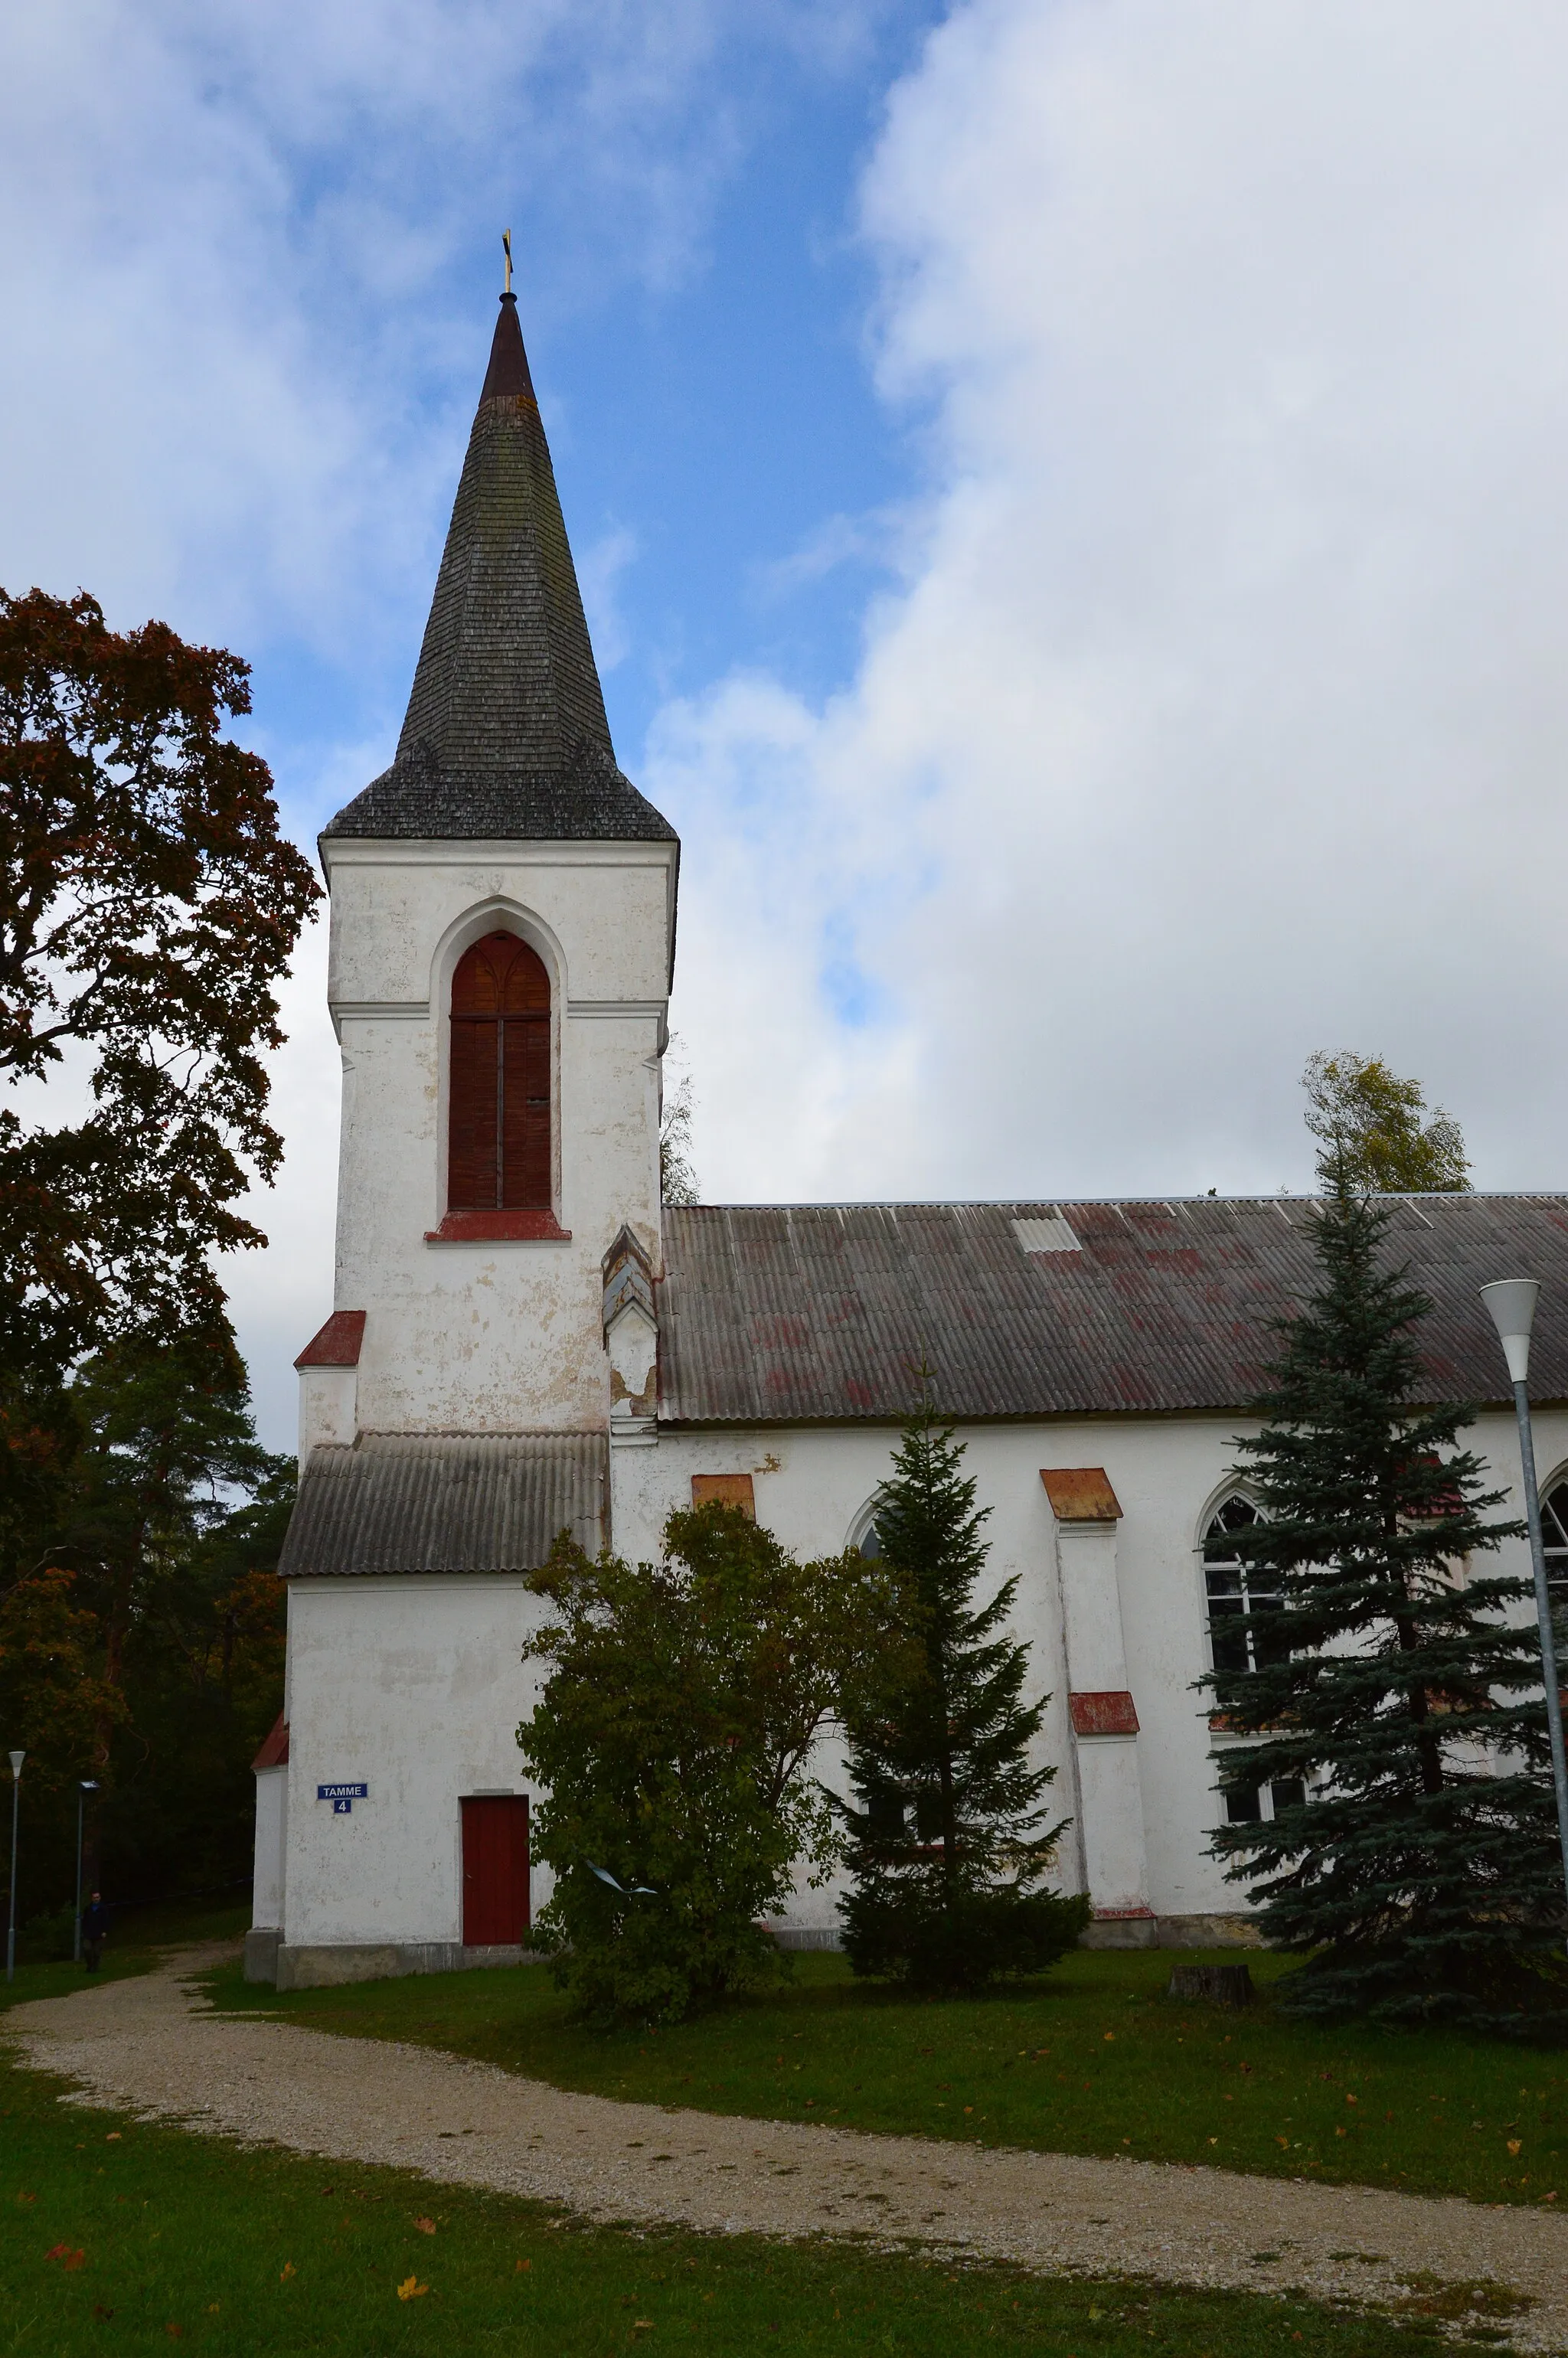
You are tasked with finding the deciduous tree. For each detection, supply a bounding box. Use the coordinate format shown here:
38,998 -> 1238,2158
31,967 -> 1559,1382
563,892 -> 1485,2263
518,1503 -> 897,2023
0,586 -> 319,1383
1302,1050 -> 1469,1194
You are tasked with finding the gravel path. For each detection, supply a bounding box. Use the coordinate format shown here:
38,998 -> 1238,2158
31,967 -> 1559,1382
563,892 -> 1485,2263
8,1948 -> 1568,2347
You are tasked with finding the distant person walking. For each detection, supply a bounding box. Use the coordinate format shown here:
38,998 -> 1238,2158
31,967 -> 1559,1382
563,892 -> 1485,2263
80,1893 -> 109,1973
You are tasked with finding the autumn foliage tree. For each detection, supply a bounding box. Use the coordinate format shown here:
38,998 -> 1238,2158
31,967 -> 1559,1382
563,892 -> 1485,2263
1302,1050 -> 1470,1195
0,586 -> 319,1388
0,587 -> 307,1938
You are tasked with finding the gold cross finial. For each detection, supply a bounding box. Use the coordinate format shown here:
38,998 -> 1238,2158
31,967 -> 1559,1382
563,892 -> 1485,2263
502,229 -> 513,296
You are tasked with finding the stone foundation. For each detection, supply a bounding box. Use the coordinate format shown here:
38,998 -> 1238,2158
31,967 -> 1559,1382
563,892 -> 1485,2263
259,1940 -> 534,1991
1080,1912 -> 1263,1951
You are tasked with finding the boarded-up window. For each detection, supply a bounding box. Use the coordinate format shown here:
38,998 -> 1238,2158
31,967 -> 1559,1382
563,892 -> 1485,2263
449,933 -> 550,1210
691,1473 -> 755,1518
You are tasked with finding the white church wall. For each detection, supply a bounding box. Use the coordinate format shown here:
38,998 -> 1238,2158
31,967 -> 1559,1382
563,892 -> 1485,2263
263,1400 -> 1567,1976
317,837 -> 674,1436
250,1767 -> 288,1929
610,1402 -> 1568,1935
278,1575 -> 552,1974
298,1365 -> 356,1468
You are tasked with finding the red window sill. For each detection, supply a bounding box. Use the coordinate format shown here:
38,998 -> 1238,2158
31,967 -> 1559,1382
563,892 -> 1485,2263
424,1210 -> 572,1243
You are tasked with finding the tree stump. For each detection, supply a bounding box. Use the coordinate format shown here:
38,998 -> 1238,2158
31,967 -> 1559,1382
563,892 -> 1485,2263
1167,1963 -> 1255,2009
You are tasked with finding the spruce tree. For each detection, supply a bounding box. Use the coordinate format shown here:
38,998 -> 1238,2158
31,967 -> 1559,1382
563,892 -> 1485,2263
1208,1177 -> 1567,2029
839,1400 -> 1087,1990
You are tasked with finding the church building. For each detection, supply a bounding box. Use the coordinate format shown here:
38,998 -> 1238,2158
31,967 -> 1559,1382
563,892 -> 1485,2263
246,289 -> 1568,1990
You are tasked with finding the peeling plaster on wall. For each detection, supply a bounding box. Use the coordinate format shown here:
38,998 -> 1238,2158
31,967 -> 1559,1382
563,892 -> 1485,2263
318,836 -> 673,1436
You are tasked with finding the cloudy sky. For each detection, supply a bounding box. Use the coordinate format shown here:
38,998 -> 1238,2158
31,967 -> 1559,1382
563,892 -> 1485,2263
5,1 -> 1568,1446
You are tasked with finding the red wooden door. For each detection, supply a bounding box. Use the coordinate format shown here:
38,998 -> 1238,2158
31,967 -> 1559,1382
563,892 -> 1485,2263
460,1796 -> 530,1945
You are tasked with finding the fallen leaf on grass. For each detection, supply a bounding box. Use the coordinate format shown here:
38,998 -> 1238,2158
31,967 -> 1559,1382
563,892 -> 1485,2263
167,2327 -> 184,2340
1508,2141 -> 1523,2157
515,2259 -> 531,2272
397,2276 -> 428,2301
414,2216 -> 436,2234
17,2191 -> 35,2205
105,2133 -> 121,2143
46,2245 -> 86,2271
93,2306 -> 114,2321
279,2262 -> 296,2281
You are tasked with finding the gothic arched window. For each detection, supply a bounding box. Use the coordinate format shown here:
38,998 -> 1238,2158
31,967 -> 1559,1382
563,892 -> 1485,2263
1541,1479 -> 1568,1628
1202,1494 -> 1282,1677
448,932 -> 551,1212
1204,1494 -> 1300,1826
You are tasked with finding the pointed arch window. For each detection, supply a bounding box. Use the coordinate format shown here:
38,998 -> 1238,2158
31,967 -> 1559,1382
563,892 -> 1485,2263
1203,1495 -> 1283,1677
430,931 -> 567,1243
1540,1480 -> 1568,1629
1205,1494 -> 1302,1826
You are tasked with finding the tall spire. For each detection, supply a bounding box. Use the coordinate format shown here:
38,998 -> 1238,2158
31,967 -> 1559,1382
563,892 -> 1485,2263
325,290 -> 675,845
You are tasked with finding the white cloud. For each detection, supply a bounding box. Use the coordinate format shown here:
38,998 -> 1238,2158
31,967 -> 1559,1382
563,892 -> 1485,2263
0,0 -> 887,659
665,0 -> 1568,1205
577,527 -> 639,674
220,919 -> 341,1455
0,0 -> 890,1442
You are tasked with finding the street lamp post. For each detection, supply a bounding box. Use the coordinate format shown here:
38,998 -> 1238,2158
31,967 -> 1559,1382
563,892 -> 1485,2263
74,1782 -> 99,1965
1481,1279 -> 1568,1908
5,1751 -> 21,1985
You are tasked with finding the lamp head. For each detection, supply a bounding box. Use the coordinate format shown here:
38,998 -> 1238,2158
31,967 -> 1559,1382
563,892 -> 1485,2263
7,1751 -> 21,1778
1481,1277 -> 1541,1386
80,1779 -> 99,1792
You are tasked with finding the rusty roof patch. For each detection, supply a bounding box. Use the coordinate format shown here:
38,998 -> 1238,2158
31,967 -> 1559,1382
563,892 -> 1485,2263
656,1196 -> 1568,1425
1040,1468 -> 1123,1522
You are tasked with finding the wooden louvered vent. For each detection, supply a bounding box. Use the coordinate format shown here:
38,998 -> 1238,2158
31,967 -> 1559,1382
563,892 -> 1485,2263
433,932 -> 565,1240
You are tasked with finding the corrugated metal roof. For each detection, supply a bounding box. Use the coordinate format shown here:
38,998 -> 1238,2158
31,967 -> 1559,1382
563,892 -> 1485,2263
279,1432 -> 606,1579
656,1196 -> 1568,1425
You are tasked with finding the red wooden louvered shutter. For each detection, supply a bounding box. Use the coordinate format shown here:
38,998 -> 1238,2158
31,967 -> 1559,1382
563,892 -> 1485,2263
449,933 -> 550,1211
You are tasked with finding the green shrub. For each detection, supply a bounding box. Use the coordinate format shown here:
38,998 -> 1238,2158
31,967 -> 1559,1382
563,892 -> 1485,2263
518,1506 -> 900,2024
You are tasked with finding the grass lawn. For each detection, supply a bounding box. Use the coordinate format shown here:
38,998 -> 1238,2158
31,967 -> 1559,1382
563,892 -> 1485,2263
0,2051 -> 1507,2356
204,1947 -> 1568,2211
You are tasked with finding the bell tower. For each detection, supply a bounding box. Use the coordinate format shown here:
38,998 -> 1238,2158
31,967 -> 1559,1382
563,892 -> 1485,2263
299,287 -> 679,1449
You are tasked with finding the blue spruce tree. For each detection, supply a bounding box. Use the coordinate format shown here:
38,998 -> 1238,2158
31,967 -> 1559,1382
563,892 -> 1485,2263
1208,1176 -> 1567,2030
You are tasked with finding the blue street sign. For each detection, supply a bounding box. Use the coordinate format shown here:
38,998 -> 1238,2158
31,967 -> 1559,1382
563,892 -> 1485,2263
317,1782 -> 368,1815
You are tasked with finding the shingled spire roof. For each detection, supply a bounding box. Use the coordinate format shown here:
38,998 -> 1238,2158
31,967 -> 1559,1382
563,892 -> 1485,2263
325,293 -> 675,844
